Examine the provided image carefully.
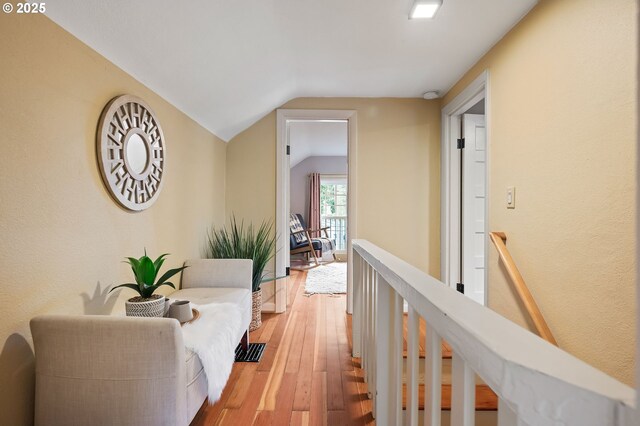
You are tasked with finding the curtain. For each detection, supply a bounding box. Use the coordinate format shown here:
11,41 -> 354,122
308,173 -> 321,237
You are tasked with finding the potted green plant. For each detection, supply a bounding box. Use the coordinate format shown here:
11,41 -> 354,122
206,216 -> 276,330
110,251 -> 187,317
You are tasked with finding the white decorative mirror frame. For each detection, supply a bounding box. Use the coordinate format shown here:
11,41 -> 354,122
97,95 -> 165,211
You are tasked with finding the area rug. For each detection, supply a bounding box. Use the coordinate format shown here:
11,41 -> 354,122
305,262 -> 347,294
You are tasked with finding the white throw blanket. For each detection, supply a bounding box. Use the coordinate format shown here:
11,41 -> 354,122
180,302 -> 241,403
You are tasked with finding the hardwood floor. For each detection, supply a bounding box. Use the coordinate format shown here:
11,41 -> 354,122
191,270 -> 375,426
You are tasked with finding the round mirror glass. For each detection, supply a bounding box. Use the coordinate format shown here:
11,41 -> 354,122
126,133 -> 148,174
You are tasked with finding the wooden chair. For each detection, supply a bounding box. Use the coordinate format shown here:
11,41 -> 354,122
289,213 -> 336,270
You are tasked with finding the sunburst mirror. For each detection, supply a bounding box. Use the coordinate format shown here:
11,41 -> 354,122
97,95 -> 165,211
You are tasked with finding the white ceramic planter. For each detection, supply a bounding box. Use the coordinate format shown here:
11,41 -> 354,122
125,295 -> 165,317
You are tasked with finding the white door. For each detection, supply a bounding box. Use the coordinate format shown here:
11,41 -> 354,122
462,114 -> 486,305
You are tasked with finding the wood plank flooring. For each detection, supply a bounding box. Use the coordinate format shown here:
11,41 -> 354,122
191,271 -> 375,426
191,270 -> 498,425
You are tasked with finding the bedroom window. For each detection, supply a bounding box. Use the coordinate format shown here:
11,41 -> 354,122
320,175 -> 347,252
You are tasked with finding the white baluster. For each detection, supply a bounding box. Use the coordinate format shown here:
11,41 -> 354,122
370,270 -> 377,414
406,306 -> 419,426
393,289 -> 403,425
363,263 -> 370,386
352,252 -> 362,357
425,326 -> 442,426
363,260 -> 369,382
451,352 -> 475,426
366,265 -> 374,398
498,398 -> 518,426
361,258 -> 366,364
375,275 -> 393,424
361,262 -> 366,372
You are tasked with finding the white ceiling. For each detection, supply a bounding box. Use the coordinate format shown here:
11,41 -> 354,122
289,121 -> 348,168
45,0 -> 537,141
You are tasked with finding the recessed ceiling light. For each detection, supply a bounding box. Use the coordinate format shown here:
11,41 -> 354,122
423,91 -> 440,100
410,0 -> 443,19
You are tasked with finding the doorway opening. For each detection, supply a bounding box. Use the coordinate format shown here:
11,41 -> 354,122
441,71 -> 489,305
288,120 -> 347,270
276,109 -> 357,313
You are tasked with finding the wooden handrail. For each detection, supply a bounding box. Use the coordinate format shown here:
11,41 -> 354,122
489,231 -> 557,346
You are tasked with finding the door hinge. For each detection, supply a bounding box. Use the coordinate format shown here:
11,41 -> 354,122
286,145 -> 290,155
286,267 -> 290,276
457,138 -> 465,149
456,283 -> 465,294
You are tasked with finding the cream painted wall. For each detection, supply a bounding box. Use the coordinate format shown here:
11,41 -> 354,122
226,98 -> 441,307
0,15 -> 227,425
224,111 -> 279,307
444,0 -> 636,385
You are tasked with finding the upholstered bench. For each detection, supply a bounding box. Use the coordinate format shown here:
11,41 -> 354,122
30,259 -> 252,426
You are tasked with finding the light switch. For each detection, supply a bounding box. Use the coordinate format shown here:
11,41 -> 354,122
507,186 -> 516,209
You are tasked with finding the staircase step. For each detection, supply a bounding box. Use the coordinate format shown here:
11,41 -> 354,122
400,314 -> 496,411
350,315 -> 496,410
402,384 -> 498,411
402,314 -> 453,359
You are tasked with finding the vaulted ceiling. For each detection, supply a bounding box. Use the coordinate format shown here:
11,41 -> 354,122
46,0 -> 537,141
289,121 -> 348,168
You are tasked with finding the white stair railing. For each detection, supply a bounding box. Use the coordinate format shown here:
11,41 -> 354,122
351,239 -> 636,426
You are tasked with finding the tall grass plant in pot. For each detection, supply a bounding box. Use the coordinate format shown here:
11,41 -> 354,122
206,216 -> 276,330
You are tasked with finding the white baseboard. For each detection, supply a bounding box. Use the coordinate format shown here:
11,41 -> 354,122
262,302 -> 276,313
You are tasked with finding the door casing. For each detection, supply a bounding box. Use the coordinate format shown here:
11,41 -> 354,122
276,109 -> 358,313
441,70 -> 490,304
